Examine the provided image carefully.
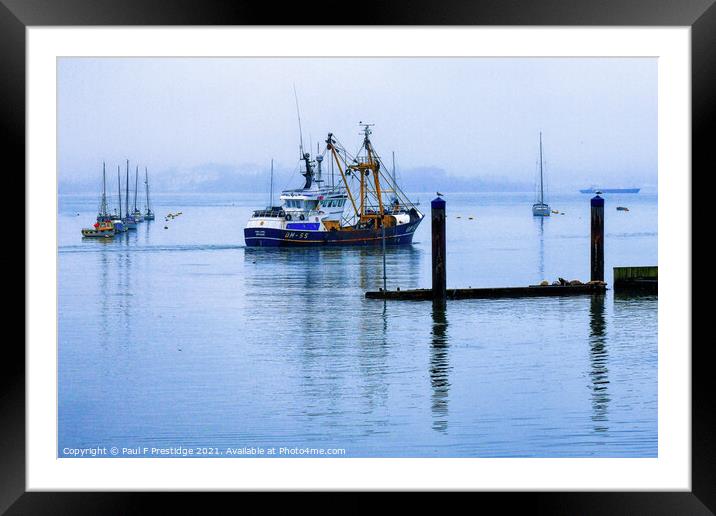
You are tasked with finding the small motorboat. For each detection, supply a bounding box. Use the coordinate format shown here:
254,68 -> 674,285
81,220 -> 116,238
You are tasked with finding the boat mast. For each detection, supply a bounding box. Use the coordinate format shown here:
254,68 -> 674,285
125,159 -> 129,218
326,133 -> 359,217
293,84 -> 305,160
361,123 -> 383,225
145,167 -> 151,212
392,151 -> 397,196
134,165 -> 139,212
117,165 -> 123,219
100,161 -> 108,217
539,132 -> 544,205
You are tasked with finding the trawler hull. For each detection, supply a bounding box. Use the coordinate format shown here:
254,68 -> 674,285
244,220 -> 421,247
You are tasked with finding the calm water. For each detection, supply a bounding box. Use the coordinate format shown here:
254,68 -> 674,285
58,191 -> 657,457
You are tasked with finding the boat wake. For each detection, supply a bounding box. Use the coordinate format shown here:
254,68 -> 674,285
59,243 -> 246,254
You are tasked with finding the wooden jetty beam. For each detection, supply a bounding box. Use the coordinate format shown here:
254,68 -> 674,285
366,283 -> 607,300
613,266 -> 658,293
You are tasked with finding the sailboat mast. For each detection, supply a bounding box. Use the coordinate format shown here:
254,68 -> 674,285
101,161 -> 108,216
117,165 -> 123,219
539,132 -> 544,204
125,160 -> 129,217
145,167 -> 150,211
134,165 -> 139,212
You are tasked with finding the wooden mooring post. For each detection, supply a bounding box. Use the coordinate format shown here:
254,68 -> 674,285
591,194 -> 605,282
613,266 -> 658,293
431,196 -> 447,302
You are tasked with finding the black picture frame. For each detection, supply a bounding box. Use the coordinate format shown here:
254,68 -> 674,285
4,0 -> 708,511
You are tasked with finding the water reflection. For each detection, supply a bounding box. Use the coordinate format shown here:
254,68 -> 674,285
242,245 -> 422,293
588,294 -> 610,433
117,234 -> 133,345
98,245 -> 110,342
430,301 -> 451,433
535,217 -> 545,280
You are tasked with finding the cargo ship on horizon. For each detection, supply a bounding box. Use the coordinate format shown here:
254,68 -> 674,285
579,186 -> 640,194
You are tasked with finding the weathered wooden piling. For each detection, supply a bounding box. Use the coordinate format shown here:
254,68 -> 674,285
431,197 -> 447,301
613,266 -> 657,293
591,194 -> 605,282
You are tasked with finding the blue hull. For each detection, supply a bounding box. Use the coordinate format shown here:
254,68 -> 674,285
245,220 -> 422,247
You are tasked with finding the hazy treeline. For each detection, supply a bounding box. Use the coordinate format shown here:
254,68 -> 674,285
59,162 -> 532,194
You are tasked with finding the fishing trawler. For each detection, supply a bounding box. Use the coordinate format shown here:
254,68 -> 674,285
81,162 -> 116,238
244,124 -> 423,247
532,132 -> 551,217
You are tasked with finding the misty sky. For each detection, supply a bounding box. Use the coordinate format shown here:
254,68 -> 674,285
58,57 -> 656,191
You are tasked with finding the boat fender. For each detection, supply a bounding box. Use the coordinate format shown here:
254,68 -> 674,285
285,214 -> 292,221
299,214 -> 305,221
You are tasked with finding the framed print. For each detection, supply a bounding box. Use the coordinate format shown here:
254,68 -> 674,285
6,0 -> 710,511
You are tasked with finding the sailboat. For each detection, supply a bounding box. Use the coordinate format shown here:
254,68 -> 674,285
122,160 -> 137,230
244,123 -> 423,247
532,132 -> 551,217
132,165 -> 145,222
144,167 -> 155,220
110,165 -> 127,232
81,162 -> 116,238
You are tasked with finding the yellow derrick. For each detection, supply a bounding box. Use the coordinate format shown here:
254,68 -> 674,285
365,145 -> 384,225
327,143 -> 359,216
327,127 -> 396,230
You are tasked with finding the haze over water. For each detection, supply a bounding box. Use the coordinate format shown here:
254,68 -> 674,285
58,191 -> 657,457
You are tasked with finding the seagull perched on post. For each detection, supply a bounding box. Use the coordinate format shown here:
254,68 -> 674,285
436,192 -> 444,197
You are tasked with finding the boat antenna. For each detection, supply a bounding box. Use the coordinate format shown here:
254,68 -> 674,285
269,159 -> 274,207
293,83 -> 305,159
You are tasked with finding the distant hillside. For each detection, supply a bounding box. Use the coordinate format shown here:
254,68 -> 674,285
58,163 -> 532,194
